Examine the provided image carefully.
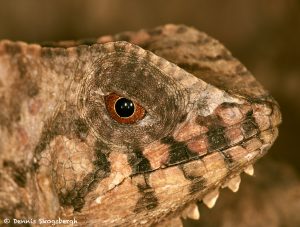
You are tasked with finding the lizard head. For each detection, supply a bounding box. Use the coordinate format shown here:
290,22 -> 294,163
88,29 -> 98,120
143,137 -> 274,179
0,25 -> 281,226
50,40 -> 280,225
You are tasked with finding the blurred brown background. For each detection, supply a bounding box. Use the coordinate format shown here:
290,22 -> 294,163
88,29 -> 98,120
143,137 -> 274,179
0,0 -> 299,226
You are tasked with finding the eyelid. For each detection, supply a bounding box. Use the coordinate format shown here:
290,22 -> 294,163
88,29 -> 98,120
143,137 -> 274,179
104,93 -> 146,124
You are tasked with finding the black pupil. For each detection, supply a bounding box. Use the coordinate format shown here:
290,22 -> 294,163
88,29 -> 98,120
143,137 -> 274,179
115,98 -> 135,117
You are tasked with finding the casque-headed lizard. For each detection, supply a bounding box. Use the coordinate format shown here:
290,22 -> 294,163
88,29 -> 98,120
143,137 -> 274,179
0,24 -> 281,226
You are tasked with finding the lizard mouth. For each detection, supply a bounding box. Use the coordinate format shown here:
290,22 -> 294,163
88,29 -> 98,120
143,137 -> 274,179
177,125 -> 280,222
163,127 -> 278,171
134,101 -> 281,175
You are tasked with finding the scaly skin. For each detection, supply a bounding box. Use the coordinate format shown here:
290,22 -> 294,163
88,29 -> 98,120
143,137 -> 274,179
0,24 -> 281,226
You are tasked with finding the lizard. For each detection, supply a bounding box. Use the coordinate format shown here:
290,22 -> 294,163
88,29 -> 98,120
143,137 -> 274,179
0,24 -> 281,226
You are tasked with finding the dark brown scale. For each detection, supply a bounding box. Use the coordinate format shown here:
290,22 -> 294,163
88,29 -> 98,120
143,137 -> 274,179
128,148 -> 152,174
133,175 -> 159,213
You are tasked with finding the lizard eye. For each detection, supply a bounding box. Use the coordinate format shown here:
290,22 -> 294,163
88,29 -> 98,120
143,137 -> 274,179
104,93 -> 146,124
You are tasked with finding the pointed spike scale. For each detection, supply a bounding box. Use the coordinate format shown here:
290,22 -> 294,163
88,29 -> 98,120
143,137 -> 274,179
202,189 -> 219,208
244,165 -> 254,176
226,175 -> 241,192
181,203 -> 200,220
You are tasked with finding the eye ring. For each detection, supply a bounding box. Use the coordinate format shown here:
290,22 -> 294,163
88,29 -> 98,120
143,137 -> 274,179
104,93 -> 146,124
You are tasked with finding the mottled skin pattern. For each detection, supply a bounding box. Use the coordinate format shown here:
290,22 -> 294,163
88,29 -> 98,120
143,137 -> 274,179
0,24 -> 281,226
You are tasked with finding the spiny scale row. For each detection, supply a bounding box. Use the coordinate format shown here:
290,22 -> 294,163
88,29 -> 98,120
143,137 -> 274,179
182,164 -> 254,221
